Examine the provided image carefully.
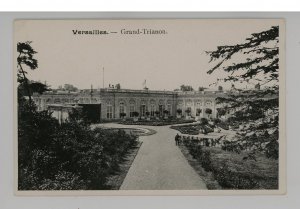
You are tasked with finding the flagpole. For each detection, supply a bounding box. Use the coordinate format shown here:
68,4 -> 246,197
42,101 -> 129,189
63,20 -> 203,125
102,67 -> 104,88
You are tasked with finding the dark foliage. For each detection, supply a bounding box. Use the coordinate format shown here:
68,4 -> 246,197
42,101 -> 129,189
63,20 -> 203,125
200,117 -> 208,125
180,84 -> 194,91
205,108 -> 212,115
18,101 -> 138,190
207,26 -> 279,85
206,27 -> 280,159
17,41 -> 138,190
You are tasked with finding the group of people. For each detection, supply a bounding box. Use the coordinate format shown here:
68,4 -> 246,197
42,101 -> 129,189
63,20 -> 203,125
174,133 -> 225,147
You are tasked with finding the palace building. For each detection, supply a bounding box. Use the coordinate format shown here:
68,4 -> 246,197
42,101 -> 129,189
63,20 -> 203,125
32,87 -> 225,123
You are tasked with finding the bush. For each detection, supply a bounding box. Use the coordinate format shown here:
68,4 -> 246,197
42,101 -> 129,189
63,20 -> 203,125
217,121 -> 229,130
213,165 -> 259,189
119,118 -> 195,126
265,138 -> 279,159
18,99 -> 138,190
205,108 -> 212,115
176,109 -> 182,115
200,117 -> 208,125
132,111 -> 139,117
213,118 -> 221,124
120,112 -> 126,118
181,143 -> 278,189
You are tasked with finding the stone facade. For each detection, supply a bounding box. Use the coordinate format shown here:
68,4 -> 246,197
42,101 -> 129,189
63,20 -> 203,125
33,88 -> 224,120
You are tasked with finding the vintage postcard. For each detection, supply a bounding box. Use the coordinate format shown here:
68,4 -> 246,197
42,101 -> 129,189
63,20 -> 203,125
14,19 -> 286,195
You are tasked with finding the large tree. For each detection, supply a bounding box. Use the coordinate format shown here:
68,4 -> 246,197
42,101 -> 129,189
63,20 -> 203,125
17,42 -> 38,102
17,42 -> 49,103
207,26 -> 279,88
206,26 -> 279,158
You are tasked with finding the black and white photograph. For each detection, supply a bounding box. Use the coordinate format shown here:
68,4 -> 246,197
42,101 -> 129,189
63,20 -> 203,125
14,19 -> 285,195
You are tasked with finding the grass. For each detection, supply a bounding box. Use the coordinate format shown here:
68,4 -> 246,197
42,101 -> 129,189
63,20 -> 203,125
179,144 -> 222,189
105,141 -> 143,189
208,147 -> 278,189
181,141 -> 278,189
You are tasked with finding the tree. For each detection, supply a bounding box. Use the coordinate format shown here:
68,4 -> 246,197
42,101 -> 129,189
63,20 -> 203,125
217,108 -> 227,117
176,108 -> 182,115
206,26 -> 279,158
205,108 -> 212,118
218,86 -> 223,91
196,108 -> 202,116
180,84 -> 194,91
115,83 -> 121,90
200,117 -> 208,125
132,111 -> 139,117
63,84 -> 78,92
163,109 -> 169,116
18,81 -> 50,97
145,111 -> 150,117
207,26 -> 279,87
198,86 -> 207,91
17,42 -> 139,190
17,42 -> 38,103
185,108 -> 191,116
120,112 -> 126,119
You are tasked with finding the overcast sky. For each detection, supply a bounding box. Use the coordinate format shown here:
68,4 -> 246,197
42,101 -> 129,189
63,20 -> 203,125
15,19 -> 281,90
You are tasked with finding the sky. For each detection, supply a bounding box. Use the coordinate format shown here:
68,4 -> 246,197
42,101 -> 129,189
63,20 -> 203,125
14,19 -> 282,90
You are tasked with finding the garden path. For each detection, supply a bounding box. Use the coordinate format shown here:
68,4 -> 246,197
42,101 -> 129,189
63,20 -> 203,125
98,123 -> 207,190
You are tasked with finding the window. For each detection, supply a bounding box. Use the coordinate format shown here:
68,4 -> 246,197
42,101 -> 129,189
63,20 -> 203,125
186,107 -> 192,116
205,101 -> 212,107
167,104 -> 172,115
150,104 -> 155,116
159,105 -> 164,116
130,105 -> 135,117
107,105 -> 113,119
141,105 -> 146,117
186,100 -> 192,107
196,100 -> 202,107
119,102 -> 125,116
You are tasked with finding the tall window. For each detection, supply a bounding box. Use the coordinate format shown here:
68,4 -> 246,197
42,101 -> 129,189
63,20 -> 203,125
141,105 -> 146,117
167,104 -> 172,115
119,102 -> 125,117
107,105 -> 113,119
150,104 -> 155,116
159,105 -> 164,116
130,105 -> 135,117
186,107 -> 192,116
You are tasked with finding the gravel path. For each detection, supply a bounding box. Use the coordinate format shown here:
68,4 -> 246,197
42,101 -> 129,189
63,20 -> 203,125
99,123 -> 207,190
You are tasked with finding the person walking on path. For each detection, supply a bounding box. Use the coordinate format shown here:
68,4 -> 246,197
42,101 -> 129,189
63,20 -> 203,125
175,133 -> 179,146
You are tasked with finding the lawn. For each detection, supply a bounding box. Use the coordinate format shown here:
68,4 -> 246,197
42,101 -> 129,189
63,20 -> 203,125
181,140 -> 278,189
